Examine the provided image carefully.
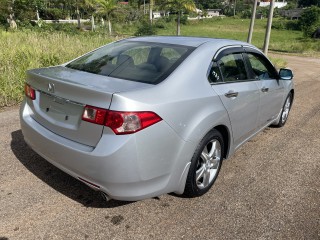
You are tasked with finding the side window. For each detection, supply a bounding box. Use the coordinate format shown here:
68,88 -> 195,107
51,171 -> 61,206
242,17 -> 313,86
208,62 -> 223,83
218,53 -> 248,82
247,53 -> 278,80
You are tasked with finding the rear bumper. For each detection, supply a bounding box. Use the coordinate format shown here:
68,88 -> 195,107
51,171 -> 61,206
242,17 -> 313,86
20,100 -> 194,201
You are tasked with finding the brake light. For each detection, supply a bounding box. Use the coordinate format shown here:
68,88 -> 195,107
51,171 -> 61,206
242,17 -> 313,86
82,106 -> 162,135
106,111 -> 162,134
25,84 -> 36,100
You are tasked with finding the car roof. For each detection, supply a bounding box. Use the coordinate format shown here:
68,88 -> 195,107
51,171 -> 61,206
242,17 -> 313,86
126,36 -> 251,48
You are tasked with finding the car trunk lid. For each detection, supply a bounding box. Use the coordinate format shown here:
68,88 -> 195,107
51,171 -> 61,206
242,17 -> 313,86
26,66 -> 151,147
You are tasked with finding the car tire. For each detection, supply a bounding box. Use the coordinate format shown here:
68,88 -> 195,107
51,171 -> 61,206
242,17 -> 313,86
183,129 -> 224,197
274,93 -> 292,128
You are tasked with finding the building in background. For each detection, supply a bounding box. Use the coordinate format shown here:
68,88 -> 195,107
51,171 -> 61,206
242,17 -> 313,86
258,0 -> 288,8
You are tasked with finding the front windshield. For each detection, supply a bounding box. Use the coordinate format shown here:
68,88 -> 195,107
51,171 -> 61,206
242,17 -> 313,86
66,40 -> 195,84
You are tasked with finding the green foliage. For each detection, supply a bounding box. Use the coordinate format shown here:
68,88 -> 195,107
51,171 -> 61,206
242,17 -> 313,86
272,18 -> 301,31
273,7 -> 281,18
134,19 -> 157,36
164,15 -> 176,23
1,16 -> 320,108
40,8 -> 67,20
159,0 -> 196,35
154,18 -> 167,28
269,57 -> 287,69
13,22 -> 83,34
88,0 -> 118,18
112,5 -> 142,23
175,14 -> 189,25
241,9 -> 252,19
39,23 -> 81,34
87,0 -> 118,34
298,0 -> 320,7
299,6 -> 320,37
156,17 -> 320,55
285,20 -> 301,31
0,0 -> 96,25
161,0 -> 196,13
283,1 -> 298,10
256,6 -> 269,18
234,0 -> 252,18
0,30 -> 112,107
11,0 -> 38,22
196,0 -> 224,10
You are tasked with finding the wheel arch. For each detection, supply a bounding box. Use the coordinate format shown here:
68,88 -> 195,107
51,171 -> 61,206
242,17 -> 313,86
214,125 -> 231,159
174,124 -> 232,195
290,89 -> 294,102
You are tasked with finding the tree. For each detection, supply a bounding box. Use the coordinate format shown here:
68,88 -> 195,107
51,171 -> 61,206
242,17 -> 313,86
161,0 -> 196,35
299,6 -> 320,37
149,0 -> 154,24
196,0 -> 223,9
2,0 -> 44,23
298,0 -> 320,7
87,0 -> 118,34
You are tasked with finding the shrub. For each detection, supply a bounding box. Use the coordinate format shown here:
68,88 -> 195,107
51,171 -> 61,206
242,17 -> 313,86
154,18 -> 166,29
134,20 -> 157,36
241,9 -> 252,19
175,15 -> 189,25
299,6 -> 320,37
286,20 -> 301,31
272,19 -> 301,31
39,8 -> 67,20
272,20 -> 287,30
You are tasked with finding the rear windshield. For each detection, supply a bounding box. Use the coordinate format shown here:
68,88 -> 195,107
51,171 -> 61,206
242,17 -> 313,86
66,41 -> 195,84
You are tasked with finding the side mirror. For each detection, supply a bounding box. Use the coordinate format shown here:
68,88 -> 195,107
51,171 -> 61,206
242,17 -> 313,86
279,68 -> 293,80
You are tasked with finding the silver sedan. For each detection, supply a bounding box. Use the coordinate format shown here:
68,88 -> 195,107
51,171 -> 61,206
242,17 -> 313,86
20,36 -> 294,201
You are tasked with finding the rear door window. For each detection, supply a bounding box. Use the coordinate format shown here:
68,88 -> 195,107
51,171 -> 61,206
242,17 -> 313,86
218,53 -> 248,82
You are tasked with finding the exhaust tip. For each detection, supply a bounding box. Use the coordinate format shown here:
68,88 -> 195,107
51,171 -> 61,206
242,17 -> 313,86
100,192 -> 112,202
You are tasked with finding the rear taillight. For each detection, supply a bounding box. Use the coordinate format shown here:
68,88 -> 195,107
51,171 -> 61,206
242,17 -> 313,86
105,111 -> 162,134
82,106 -> 107,125
82,106 -> 162,135
25,84 -> 36,100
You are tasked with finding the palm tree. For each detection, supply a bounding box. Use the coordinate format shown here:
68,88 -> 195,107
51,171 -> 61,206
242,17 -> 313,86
162,0 -> 196,35
87,0 -> 118,35
74,0 -> 91,29
149,0 -> 154,24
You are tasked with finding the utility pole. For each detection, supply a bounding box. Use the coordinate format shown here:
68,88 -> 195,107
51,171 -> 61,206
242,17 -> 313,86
247,0 -> 258,43
263,0 -> 275,55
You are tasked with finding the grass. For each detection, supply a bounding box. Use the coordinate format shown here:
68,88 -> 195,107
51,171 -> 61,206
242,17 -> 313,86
0,30 -> 114,107
269,57 -> 287,69
0,17 -> 319,108
156,18 -> 320,56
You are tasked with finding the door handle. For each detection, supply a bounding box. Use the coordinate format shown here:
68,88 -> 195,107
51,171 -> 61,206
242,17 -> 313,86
225,91 -> 238,98
261,87 -> 269,92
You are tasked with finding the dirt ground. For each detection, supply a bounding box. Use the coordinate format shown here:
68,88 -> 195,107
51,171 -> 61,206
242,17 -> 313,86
0,54 -> 319,240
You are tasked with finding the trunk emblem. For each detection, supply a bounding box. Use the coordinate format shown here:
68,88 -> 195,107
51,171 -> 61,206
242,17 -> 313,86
48,83 -> 55,93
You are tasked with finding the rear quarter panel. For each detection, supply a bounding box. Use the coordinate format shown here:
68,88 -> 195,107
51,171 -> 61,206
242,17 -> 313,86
110,43 -> 232,145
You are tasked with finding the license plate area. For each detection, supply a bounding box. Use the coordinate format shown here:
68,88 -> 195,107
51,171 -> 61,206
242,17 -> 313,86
39,92 -> 84,128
